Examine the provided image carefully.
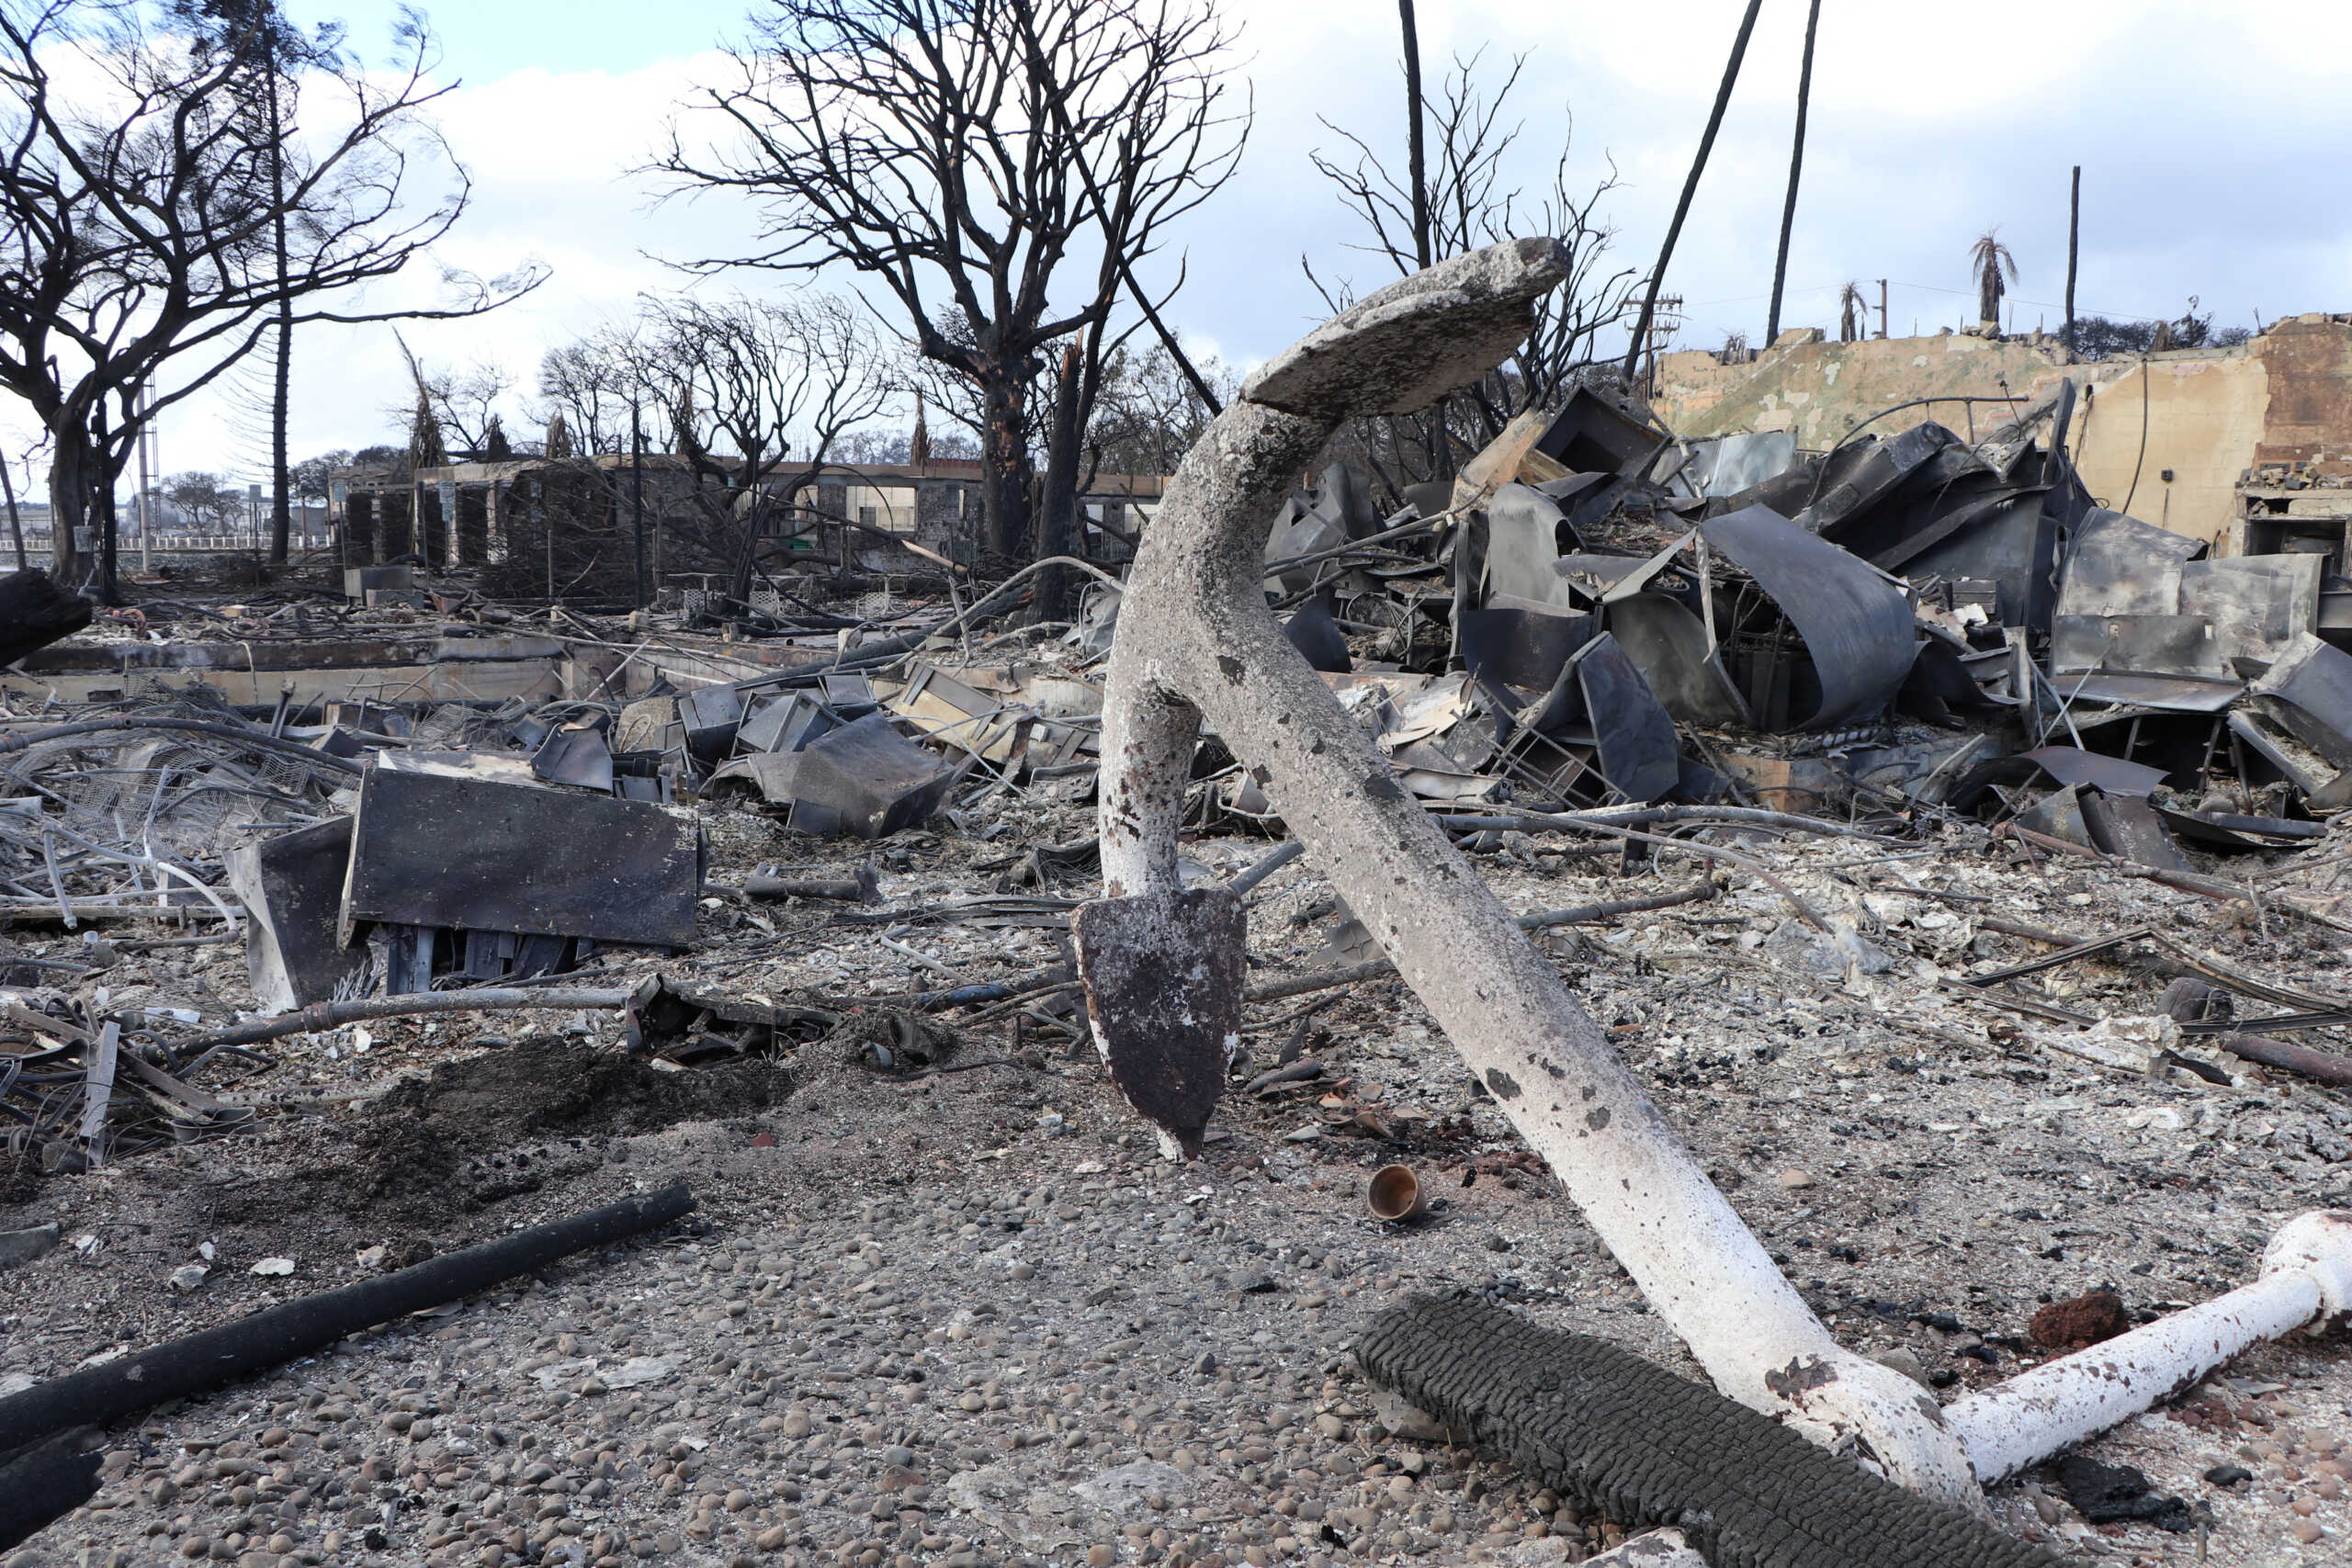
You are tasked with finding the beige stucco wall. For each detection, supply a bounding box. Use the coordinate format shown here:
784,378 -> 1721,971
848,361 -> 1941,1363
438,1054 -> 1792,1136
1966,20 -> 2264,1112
2064,351 -> 2267,545
1653,332 -> 2120,449
1650,321 -> 2352,547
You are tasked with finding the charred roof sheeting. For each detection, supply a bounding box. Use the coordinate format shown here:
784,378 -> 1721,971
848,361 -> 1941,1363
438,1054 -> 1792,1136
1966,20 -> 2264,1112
2058,511 -> 2208,618
1699,505 -> 1918,731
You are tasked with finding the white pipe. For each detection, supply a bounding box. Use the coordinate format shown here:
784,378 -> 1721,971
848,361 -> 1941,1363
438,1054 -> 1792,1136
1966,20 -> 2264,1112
1947,1210 -> 2352,1483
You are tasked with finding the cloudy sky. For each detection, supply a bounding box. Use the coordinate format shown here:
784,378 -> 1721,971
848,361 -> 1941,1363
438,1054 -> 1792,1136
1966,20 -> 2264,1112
9,0 -> 2351,496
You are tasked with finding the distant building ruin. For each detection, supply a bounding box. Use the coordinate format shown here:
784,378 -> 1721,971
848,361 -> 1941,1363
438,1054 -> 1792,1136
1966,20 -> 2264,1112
327,454 -> 1168,601
1651,313 -> 2352,559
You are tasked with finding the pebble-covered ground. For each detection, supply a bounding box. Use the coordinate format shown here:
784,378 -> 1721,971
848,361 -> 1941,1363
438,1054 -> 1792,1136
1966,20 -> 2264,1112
2,793 -> 2349,1568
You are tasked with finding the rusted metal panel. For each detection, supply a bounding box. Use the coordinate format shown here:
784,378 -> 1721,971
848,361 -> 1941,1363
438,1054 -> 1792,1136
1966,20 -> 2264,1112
340,764 -> 701,946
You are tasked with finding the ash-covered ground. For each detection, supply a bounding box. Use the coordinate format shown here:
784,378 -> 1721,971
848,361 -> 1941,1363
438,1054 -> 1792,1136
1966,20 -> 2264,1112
2,797 -> 2347,1568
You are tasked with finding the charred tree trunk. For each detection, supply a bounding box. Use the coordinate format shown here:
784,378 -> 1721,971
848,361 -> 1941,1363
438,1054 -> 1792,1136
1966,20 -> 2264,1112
0,569 -> 92,665
44,428 -> 96,585
266,67 -> 293,565
1034,342 -> 1087,623
93,404 -> 120,604
980,373 -> 1034,564
1398,0 -> 1430,271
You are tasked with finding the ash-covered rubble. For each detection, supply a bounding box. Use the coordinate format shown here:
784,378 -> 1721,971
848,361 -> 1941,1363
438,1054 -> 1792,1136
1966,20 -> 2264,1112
0,373 -> 2349,1567
1217,380 -> 2352,892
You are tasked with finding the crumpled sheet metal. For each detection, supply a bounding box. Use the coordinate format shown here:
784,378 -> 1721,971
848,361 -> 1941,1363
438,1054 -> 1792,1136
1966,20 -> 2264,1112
1699,504 -> 1917,730
2053,509 -> 2321,679
1457,605 -> 1595,694
1605,593 -> 1751,728
2056,510 -> 2206,618
2182,554 -> 2324,671
2021,746 -> 2169,799
1676,430 -> 1796,498
1482,484 -> 1583,612
2051,613 -> 2226,681
1566,633 -> 1679,803
2250,632 -> 2352,768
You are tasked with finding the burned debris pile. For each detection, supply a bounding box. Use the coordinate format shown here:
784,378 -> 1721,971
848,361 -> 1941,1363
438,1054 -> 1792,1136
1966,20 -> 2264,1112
0,318 -> 2349,1567
1233,384 -> 2352,885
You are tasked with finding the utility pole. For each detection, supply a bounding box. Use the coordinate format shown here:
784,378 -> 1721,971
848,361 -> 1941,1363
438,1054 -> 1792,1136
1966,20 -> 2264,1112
1621,0 -> 1764,384
1398,0 -> 1430,270
1876,279 -> 1890,340
2064,165 -> 2081,354
1643,296 -> 1685,401
630,404 -> 648,609
1765,0 -> 1823,348
135,383 -> 152,575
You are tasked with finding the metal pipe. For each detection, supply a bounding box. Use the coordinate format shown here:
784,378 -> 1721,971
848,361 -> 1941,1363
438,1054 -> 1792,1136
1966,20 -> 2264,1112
1944,1210 -> 2352,1483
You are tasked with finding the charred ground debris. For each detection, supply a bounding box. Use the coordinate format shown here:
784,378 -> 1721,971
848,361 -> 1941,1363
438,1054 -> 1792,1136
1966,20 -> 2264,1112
0,341 -> 2349,1567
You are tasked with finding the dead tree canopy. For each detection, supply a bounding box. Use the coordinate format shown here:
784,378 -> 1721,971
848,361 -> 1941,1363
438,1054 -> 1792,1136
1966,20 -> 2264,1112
655,0 -> 1245,572
645,293 -> 895,587
523,293 -> 894,598
0,0 -> 544,589
1307,48 -> 1638,501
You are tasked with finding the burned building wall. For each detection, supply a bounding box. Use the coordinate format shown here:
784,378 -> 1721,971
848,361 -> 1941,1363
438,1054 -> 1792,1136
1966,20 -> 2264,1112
1657,317 -> 2352,553
479,466 -> 645,604
2064,350 -> 2267,546
1652,331 -> 2118,448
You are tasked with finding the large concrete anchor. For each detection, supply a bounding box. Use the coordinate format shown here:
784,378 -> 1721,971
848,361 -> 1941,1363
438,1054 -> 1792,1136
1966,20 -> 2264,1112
1073,239 -> 2352,1513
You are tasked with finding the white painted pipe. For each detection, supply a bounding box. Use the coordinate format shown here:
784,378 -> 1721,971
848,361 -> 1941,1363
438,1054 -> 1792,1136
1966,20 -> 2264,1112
1947,1210 -> 2352,1483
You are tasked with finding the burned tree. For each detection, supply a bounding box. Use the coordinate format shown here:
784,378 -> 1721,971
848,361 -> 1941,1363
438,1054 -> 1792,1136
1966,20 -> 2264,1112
537,326 -> 647,458
1970,229 -> 2018,335
641,292 -> 893,595
513,294 -> 893,606
656,0 -> 1244,575
1838,279 -> 1868,343
1307,48 -> 1638,499
0,0 -> 541,593
168,0 -> 342,565
1084,340 -> 1234,483
393,344 -> 514,460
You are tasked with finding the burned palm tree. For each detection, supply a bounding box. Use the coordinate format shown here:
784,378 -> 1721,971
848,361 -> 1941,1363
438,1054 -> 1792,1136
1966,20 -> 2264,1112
1970,229 -> 2018,335
399,357 -> 447,474
1838,281 -> 1867,343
